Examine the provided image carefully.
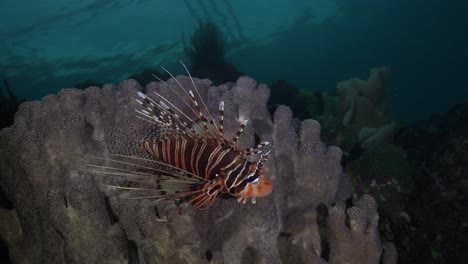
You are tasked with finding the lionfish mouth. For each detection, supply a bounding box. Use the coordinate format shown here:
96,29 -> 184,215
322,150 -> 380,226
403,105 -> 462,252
88,61 -> 273,210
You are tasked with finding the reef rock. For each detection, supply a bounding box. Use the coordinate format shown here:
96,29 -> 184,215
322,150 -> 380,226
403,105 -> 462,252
0,76 -> 396,263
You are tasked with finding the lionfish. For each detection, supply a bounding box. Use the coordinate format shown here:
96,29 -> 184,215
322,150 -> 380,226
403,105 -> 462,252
89,62 -> 273,210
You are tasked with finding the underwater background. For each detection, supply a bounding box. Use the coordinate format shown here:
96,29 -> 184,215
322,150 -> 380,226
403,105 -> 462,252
1,0 -> 467,263
1,0 -> 467,122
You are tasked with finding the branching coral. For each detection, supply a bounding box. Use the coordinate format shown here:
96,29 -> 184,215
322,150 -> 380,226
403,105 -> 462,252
327,195 -> 383,264
317,67 -> 396,153
336,66 -> 391,128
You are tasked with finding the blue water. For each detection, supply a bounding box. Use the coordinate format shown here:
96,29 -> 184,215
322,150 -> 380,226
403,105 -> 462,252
1,0 -> 467,122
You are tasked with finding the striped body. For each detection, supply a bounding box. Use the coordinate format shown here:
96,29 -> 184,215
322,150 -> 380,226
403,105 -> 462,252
142,135 -> 269,202
143,135 -> 238,181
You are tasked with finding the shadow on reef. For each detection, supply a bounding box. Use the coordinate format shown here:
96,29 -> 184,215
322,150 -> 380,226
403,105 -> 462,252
268,80 -> 323,121
0,80 -> 25,130
128,69 -> 170,87
73,80 -> 105,90
184,21 -> 243,85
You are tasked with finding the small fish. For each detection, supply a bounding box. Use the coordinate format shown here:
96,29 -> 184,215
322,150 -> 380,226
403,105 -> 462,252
89,62 -> 273,210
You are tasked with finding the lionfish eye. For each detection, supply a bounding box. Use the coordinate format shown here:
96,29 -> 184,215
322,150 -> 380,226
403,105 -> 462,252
246,175 -> 259,183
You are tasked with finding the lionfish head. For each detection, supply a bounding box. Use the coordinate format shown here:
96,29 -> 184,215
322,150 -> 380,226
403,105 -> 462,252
237,151 -> 273,203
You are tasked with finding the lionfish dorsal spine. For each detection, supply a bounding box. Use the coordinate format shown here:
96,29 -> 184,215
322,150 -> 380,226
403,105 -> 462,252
149,76 -> 205,139
148,76 -> 223,144
217,101 -> 226,145
137,91 -> 195,140
239,141 -> 271,156
229,119 -> 248,150
187,89 -> 216,140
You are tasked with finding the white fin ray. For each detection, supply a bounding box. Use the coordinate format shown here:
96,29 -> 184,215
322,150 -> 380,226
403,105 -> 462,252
138,62 -> 249,146
87,155 -> 208,204
240,141 -> 270,156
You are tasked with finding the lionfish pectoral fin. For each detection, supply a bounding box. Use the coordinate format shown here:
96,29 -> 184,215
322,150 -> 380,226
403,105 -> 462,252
189,191 -> 218,210
237,197 -> 248,204
104,175 -> 207,207
86,155 -> 209,205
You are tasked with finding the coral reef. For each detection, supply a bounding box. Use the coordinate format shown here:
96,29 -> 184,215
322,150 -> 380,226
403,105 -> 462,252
0,75 -> 396,263
267,67 -> 395,155
391,102 -> 468,263
327,195 -> 382,264
320,66 -> 394,150
335,66 -> 391,128
348,143 -> 414,255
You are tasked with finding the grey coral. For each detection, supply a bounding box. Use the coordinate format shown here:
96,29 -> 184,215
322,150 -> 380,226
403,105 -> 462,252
0,75 -> 396,263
